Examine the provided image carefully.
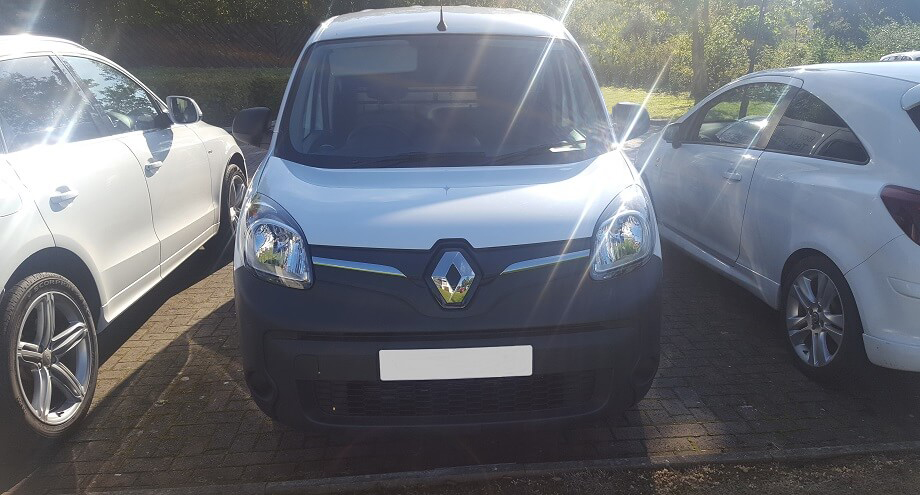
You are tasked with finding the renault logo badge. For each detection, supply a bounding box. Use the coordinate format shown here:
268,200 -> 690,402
429,250 -> 476,308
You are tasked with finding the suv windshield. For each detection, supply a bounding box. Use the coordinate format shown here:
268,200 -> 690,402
279,34 -> 611,168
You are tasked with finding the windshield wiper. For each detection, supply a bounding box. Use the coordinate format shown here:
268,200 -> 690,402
490,139 -> 588,165
351,151 -> 486,168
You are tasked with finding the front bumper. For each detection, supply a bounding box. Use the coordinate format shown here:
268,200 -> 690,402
235,239 -> 662,429
846,235 -> 920,372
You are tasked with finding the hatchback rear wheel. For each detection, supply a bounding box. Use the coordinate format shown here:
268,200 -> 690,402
782,256 -> 866,381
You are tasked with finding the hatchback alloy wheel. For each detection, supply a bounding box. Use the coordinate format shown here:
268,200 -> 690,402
15,291 -> 92,426
785,269 -> 846,367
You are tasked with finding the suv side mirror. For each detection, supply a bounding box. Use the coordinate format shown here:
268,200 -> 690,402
663,122 -> 682,148
166,96 -> 202,124
611,102 -> 651,141
232,107 -> 272,148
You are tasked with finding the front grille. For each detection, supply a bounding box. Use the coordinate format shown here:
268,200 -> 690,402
309,371 -> 597,418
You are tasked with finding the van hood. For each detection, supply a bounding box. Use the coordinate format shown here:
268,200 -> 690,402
254,152 -> 637,249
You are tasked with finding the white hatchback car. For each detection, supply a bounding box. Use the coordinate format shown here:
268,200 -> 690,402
231,7 -> 661,430
638,63 -> 920,380
0,36 -> 246,438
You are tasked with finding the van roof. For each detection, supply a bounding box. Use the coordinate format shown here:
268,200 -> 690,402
314,6 -> 568,43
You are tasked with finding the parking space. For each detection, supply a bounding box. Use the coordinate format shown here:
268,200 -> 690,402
6,138 -> 920,494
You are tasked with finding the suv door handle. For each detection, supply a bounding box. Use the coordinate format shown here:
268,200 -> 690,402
50,187 -> 78,206
722,171 -> 742,182
145,160 -> 163,175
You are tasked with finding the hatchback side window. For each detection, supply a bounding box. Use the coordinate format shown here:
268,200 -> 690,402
766,90 -> 869,164
688,83 -> 791,147
63,56 -> 162,134
0,56 -> 101,153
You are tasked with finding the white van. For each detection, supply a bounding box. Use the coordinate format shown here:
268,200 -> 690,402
232,7 -> 660,429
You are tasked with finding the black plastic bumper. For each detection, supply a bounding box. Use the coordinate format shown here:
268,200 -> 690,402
235,240 -> 662,430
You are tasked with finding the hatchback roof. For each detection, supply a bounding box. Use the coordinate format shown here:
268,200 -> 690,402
0,35 -> 87,58
314,6 -> 567,43
753,62 -> 920,84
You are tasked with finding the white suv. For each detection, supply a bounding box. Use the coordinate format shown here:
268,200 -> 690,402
638,63 -> 920,380
232,7 -> 660,430
0,36 -> 245,438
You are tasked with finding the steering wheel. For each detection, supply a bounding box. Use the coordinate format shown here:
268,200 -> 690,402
106,110 -> 133,132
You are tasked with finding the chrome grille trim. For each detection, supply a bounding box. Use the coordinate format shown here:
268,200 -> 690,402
500,249 -> 591,275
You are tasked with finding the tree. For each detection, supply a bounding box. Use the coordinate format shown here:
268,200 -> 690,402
689,0 -> 710,101
746,0 -> 768,73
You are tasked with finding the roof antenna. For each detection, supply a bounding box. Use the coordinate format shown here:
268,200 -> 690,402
437,5 -> 447,31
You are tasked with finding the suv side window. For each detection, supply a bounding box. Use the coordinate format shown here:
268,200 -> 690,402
0,56 -> 101,153
766,89 -> 869,164
686,82 -> 791,148
62,56 -> 162,134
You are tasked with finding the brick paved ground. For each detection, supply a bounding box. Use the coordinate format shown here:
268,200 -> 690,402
4,138 -> 920,493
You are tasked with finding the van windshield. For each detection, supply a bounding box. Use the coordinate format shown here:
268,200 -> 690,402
279,35 -> 612,168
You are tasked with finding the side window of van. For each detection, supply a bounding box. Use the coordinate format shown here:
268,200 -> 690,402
765,90 -> 869,164
0,56 -> 100,153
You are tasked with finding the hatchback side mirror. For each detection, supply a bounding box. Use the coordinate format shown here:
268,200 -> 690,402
663,122 -> 682,148
611,102 -> 651,141
166,96 -> 202,124
233,107 -> 272,148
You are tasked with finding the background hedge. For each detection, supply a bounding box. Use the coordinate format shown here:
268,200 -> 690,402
131,67 -> 291,126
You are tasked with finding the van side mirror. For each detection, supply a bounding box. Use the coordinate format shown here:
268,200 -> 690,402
166,96 -> 202,124
611,102 -> 651,141
232,107 -> 272,148
663,122 -> 682,148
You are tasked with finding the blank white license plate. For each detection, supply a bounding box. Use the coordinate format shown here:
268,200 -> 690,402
379,345 -> 533,381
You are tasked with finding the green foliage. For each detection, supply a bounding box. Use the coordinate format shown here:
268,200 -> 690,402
130,67 -> 290,125
574,0 -> 920,94
13,0 -> 920,115
860,22 -> 920,60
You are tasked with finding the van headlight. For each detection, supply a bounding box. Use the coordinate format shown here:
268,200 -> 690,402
590,184 -> 656,280
242,193 -> 312,289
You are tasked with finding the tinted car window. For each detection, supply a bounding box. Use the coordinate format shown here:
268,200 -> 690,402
766,90 -> 869,164
689,83 -> 791,147
0,56 -> 100,153
909,107 -> 920,134
63,56 -> 161,134
281,35 -> 611,168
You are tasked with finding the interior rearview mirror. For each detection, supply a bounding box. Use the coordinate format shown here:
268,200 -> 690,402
166,96 -> 202,124
610,102 -> 651,141
232,107 -> 272,148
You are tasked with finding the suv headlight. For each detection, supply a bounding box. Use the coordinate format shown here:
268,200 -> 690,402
241,193 -> 312,289
590,184 -> 657,280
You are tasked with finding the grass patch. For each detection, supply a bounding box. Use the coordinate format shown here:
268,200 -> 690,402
601,86 -> 695,121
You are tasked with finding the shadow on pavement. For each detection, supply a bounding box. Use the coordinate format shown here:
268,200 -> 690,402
0,247 -> 232,492
3,242 -> 920,493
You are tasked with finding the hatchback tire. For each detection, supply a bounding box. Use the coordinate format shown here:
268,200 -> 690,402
0,273 -> 97,439
781,256 -> 866,382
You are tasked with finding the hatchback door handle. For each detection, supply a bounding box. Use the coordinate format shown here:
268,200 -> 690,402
722,171 -> 742,182
50,187 -> 78,205
145,160 -> 163,174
